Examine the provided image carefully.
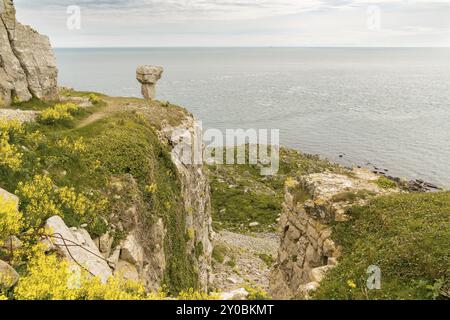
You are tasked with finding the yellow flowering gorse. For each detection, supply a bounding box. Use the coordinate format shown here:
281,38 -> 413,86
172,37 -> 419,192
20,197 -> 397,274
0,118 -> 24,170
39,103 -> 79,125
17,174 -> 107,228
14,246 -> 156,300
56,137 -> 87,154
0,196 -> 23,246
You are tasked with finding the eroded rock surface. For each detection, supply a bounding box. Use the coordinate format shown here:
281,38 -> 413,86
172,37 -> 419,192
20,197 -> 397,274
136,65 -> 163,100
44,216 -> 113,283
0,0 -> 57,106
270,168 -> 398,299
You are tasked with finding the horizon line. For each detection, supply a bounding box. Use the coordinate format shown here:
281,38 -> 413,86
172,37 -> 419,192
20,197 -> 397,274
53,45 -> 450,49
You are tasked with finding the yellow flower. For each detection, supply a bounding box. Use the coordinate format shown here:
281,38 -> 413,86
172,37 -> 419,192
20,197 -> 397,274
284,177 -> 298,189
347,280 -> 357,289
0,118 -> 23,170
39,103 -> 78,125
0,196 -> 23,246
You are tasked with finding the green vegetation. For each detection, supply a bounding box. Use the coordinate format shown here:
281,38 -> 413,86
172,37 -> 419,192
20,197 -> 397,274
208,147 -> 346,232
257,253 -> 275,268
0,92 -> 200,296
212,244 -> 227,264
331,190 -> 377,203
375,176 -> 398,189
315,192 -> 450,300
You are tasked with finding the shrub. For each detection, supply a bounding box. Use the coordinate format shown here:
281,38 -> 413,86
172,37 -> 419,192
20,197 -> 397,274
245,286 -> 270,300
88,94 -> 101,105
0,118 -> 24,170
14,247 -> 149,300
56,137 -> 87,155
212,245 -> 227,263
375,176 -> 397,189
39,103 -> 79,125
16,174 -> 108,229
0,196 -> 23,246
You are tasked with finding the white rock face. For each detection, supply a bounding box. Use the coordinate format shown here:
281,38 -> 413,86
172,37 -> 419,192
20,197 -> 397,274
136,65 -> 163,100
0,186 -> 19,206
0,259 -> 19,289
0,1 -> 58,105
44,216 -> 112,283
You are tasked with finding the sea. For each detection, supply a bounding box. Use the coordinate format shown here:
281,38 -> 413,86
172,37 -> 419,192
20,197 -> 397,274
54,47 -> 450,187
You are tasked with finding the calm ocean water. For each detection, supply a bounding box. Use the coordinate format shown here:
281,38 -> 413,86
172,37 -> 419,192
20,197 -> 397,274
55,48 -> 450,187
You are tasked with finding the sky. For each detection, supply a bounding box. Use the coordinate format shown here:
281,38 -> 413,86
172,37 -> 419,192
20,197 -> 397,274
12,0 -> 450,47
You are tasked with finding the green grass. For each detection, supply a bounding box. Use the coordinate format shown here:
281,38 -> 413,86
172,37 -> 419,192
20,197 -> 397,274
314,192 -> 450,300
212,244 -> 227,264
331,190 -> 377,204
375,176 -> 398,189
208,147 -> 347,232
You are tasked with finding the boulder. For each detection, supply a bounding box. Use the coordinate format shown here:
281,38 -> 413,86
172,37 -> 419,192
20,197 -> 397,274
309,265 -> 334,283
0,260 -> 19,289
136,65 -> 163,100
99,232 -> 113,256
0,187 -> 19,206
115,260 -> 140,281
107,247 -> 121,270
3,236 -> 22,251
44,216 -> 112,283
120,233 -> 143,266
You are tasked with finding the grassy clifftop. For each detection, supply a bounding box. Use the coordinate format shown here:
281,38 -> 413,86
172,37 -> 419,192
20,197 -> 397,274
315,191 -> 450,300
0,91 -> 200,295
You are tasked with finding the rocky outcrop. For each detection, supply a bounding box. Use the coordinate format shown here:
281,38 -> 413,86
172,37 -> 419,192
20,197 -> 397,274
93,111 -> 214,292
136,65 -> 163,100
159,116 -> 214,291
101,174 -> 167,291
44,216 -> 113,283
0,0 -> 57,106
270,169 -> 398,299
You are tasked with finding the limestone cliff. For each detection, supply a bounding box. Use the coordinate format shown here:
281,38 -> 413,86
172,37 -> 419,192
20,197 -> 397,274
270,169 -> 398,299
0,0 -> 57,106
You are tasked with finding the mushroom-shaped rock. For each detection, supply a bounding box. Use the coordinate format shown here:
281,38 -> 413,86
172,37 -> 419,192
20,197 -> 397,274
136,65 -> 164,100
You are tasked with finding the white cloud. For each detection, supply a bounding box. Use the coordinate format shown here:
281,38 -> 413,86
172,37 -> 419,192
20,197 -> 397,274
13,0 -> 450,47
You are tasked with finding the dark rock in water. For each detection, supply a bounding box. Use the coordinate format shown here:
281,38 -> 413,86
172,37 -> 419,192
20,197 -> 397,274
406,179 -> 442,193
424,182 -> 440,190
